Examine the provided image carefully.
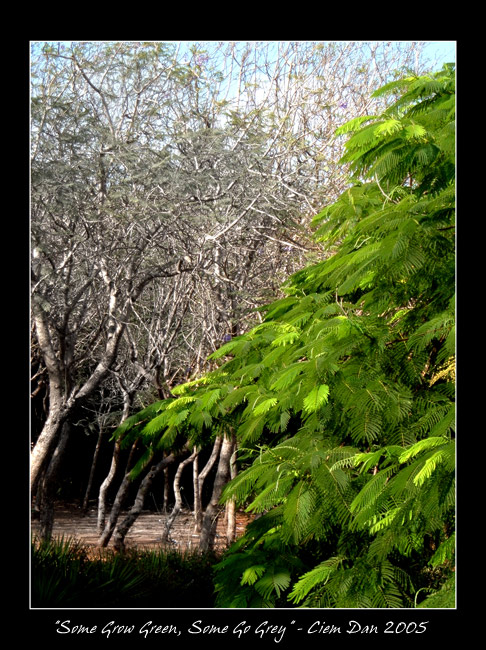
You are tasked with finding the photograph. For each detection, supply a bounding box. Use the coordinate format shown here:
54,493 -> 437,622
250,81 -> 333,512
29,40 -> 457,641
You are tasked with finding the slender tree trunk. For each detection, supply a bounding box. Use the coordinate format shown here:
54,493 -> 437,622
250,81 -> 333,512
112,452 -> 178,552
98,440 -> 141,546
97,439 -> 121,533
31,405 -> 68,497
193,436 -> 222,533
82,427 -> 105,514
97,382 -> 136,535
225,433 -> 238,546
199,434 -> 234,552
193,451 -> 201,530
97,394 -> 133,532
160,449 -> 197,544
99,474 -> 132,547
163,463 -> 170,513
38,423 -> 71,540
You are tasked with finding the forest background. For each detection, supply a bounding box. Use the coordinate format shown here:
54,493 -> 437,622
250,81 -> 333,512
30,40 -> 456,610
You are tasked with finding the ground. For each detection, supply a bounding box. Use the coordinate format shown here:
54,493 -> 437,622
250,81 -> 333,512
31,502 -> 253,553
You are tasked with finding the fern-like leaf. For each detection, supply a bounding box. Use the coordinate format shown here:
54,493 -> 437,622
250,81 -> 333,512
302,384 -> 330,414
289,556 -> 344,604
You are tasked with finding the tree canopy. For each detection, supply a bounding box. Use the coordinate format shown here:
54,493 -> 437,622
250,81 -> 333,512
112,63 -> 456,607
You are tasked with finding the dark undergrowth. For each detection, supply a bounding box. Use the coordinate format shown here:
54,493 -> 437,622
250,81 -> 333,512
31,535 -> 219,608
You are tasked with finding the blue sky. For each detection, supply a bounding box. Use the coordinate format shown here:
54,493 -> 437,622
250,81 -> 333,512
33,40 -> 456,67
420,41 -> 456,68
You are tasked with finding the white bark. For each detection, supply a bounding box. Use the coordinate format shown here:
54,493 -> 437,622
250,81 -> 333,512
199,435 -> 234,551
160,449 -> 197,544
225,433 -> 238,545
193,436 -> 223,533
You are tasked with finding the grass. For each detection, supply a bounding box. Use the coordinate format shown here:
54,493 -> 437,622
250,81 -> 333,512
31,535 -> 220,608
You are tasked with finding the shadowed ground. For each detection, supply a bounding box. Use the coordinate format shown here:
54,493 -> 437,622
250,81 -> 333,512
31,503 -> 252,553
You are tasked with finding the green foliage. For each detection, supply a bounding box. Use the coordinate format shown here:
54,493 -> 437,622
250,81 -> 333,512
112,64 -> 455,607
416,574 -> 455,608
213,513 -> 305,607
31,536 -> 146,607
289,555 -> 414,608
31,536 -> 219,608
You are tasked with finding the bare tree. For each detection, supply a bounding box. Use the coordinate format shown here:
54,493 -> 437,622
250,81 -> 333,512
30,43 -> 206,535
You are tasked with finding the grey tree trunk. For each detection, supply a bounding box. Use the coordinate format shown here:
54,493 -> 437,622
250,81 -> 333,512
31,408 -> 67,498
111,452 -> 177,552
97,439 -> 121,533
82,427 -> 105,514
31,296 -> 67,496
192,452 -> 200,529
98,440 -> 141,547
199,435 -> 234,552
97,393 -> 134,532
160,449 -> 197,544
225,433 -> 238,545
99,474 -> 132,547
37,423 -> 71,540
193,436 -> 223,533
163,462 -> 170,513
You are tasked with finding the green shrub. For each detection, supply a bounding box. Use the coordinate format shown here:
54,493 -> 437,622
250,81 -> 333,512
31,536 -> 219,608
416,574 -> 455,608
